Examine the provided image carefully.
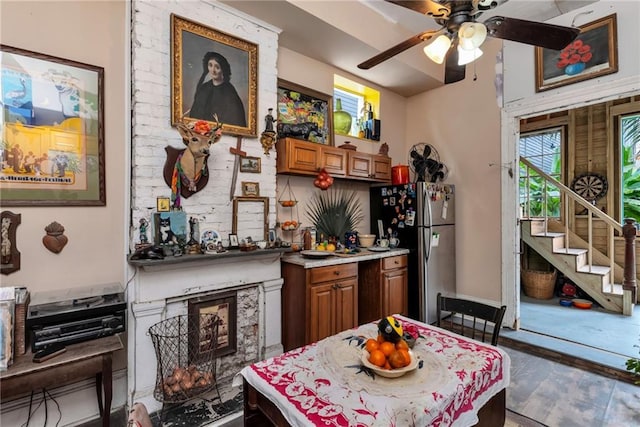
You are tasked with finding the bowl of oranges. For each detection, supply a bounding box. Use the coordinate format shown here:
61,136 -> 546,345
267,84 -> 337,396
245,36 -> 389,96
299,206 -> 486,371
361,337 -> 418,378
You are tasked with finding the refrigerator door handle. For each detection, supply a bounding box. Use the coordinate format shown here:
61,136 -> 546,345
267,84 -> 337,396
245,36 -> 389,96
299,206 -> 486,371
424,227 -> 432,261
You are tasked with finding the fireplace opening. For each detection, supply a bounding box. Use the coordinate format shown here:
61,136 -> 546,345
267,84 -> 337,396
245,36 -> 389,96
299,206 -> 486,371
148,312 -> 222,418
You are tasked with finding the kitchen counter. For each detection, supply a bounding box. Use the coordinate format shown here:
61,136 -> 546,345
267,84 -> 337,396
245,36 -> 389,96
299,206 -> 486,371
282,248 -> 409,268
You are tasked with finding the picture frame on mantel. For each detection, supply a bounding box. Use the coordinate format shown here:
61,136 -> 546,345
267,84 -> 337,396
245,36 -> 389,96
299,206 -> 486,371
171,14 -> 258,137
535,14 -> 618,92
0,44 -> 106,206
277,79 -> 334,146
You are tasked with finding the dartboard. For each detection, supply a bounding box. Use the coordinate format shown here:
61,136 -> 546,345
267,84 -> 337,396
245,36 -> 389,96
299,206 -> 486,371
570,173 -> 608,201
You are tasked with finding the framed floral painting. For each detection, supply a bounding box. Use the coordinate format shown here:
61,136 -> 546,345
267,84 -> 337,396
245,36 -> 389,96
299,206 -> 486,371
535,14 -> 618,92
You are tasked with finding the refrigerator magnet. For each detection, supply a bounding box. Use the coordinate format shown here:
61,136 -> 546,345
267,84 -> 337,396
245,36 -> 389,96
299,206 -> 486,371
432,232 -> 440,247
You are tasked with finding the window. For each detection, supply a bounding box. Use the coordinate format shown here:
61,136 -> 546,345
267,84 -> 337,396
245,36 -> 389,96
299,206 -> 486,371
333,75 -> 380,139
620,113 -> 640,221
519,127 -> 563,217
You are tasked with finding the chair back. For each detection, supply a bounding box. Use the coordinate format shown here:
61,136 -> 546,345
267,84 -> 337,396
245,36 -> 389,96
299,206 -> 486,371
436,293 -> 507,346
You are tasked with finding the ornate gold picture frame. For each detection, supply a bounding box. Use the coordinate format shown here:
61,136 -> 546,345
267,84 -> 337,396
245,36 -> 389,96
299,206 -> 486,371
171,14 -> 258,137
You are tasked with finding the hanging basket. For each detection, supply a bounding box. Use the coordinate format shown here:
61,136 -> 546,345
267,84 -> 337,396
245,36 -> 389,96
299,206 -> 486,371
521,268 -> 557,300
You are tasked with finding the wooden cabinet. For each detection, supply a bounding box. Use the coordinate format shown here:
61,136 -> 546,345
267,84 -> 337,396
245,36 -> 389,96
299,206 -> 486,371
347,152 -> 392,182
358,255 -> 408,324
276,137 -> 390,182
276,137 -> 320,174
282,262 -> 358,351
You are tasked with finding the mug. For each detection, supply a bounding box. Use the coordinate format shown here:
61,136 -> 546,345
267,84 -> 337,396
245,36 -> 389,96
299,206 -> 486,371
389,237 -> 400,248
377,238 -> 389,248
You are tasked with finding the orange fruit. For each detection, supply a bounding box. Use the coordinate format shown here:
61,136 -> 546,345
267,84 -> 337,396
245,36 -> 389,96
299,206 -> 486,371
368,349 -> 386,367
377,334 -> 385,344
399,349 -> 411,365
365,339 -> 379,353
395,339 -> 409,351
379,341 -> 395,357
383,360 -> 391,370
388,350 -> 407,369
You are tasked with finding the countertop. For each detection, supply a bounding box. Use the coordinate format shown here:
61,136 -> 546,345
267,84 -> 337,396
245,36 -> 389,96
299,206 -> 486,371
282,248 -> 409,268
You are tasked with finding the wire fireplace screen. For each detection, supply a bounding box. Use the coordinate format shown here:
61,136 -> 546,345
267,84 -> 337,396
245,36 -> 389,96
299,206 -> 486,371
149,313 -> 221,403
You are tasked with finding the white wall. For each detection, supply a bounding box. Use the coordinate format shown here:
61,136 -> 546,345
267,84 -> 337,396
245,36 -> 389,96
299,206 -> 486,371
406,39 -> 504,302
130,1 -> 280,244
503,1 -> 640,105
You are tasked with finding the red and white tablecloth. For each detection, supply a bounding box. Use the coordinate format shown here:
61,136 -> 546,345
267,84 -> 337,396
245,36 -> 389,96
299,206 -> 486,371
239,314 -> 510,426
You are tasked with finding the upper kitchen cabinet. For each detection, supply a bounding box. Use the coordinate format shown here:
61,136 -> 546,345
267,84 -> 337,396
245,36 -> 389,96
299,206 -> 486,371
276,137 -> 390,183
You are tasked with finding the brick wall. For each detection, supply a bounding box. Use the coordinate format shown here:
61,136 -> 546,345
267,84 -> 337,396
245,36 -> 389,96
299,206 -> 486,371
131,0 -> 279,248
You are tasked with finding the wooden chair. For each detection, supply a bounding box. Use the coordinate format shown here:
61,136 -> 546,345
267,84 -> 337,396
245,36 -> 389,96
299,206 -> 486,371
436,293 -> 507,346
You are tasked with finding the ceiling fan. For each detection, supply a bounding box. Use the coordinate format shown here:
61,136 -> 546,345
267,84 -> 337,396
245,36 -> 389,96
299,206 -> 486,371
358,0 -> 580,84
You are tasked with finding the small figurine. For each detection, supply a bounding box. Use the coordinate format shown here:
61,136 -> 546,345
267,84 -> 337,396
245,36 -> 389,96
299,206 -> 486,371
260,108 -> 277,156
139,218 -> 149,244
264,108 -> 276,132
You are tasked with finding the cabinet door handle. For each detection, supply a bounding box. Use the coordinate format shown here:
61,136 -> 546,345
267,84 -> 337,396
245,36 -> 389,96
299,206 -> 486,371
332,284 -> 338,290
334,271 -> 340,275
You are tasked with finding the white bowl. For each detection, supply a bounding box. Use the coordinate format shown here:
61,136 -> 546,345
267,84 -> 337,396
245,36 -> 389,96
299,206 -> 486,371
359,234 -> 376,247
361,349 -> 418,378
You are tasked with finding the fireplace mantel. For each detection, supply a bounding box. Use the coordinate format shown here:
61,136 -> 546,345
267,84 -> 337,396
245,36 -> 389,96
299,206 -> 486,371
127,246 -> 284,413
128,247 -> 290,272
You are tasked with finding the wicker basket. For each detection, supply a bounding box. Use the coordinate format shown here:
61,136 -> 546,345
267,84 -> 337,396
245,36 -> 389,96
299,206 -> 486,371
521,268 -> 557,299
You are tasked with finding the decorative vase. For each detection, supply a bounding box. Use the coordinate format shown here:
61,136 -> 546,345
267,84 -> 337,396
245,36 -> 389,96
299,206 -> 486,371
333,98 -> 352,135
564,62 -> 586,76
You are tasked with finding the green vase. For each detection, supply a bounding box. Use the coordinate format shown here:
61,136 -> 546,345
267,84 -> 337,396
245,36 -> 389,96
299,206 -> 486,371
334,99 -> 352,135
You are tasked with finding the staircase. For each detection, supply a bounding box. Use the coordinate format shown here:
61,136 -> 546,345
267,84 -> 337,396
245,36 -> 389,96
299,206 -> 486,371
520,157 -> 636,316
521,218 -> 625,313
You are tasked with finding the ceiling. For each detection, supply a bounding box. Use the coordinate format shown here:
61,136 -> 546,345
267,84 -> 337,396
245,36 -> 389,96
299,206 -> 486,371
220,0 -> 598,97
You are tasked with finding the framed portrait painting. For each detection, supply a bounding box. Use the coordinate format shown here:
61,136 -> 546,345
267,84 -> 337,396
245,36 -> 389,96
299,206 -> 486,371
171,14 -> 258,137
277,79 -> 333,145
188,291 -> 237,360
0,45 -> 105,206
535,14 -> 618,92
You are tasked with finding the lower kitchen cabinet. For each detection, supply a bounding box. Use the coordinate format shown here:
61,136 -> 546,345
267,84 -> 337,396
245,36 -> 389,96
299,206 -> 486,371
282,262 -> 358,351
358,255 -> 408,324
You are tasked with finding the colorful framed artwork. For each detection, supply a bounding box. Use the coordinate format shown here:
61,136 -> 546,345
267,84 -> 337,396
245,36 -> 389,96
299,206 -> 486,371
156,197 -> 171,212
0,45 -> 105,206
535,14 -> 618,92
171,14 -> 258,137
188,291 -> 237,360
241,181 -> 259,197
240,156 -> 261,173
277,78 -> 333,145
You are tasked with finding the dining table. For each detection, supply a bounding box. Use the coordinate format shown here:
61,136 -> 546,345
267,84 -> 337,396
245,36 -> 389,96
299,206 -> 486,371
239,314 -> 510,426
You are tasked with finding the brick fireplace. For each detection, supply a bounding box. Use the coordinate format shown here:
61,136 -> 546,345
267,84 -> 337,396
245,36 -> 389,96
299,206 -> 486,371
127,253 -> 283,413
129,0 -> 282,414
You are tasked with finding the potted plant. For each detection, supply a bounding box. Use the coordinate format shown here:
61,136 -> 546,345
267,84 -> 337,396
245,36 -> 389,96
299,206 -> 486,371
306,187 -> 364,245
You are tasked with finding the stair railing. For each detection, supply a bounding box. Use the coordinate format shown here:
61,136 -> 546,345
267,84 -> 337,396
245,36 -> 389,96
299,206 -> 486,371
520,157 -> 622,277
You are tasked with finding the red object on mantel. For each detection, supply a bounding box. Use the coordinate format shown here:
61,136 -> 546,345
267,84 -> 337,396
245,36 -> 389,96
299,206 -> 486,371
392,165 -> 409,185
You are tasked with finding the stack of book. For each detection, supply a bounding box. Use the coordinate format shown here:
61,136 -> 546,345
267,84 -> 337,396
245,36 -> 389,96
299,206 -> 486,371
0,286 -> 30,371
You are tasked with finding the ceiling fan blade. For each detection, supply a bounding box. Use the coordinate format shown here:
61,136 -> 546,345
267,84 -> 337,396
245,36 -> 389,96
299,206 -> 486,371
385,0 -> 451,19
484,16 -> 580,50
444,46 -> 465,84
358,30 -> 438,70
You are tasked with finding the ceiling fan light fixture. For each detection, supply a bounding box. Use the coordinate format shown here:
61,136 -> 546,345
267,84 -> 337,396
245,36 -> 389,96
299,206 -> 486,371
458,22 -> 487,51
457,45 -> 483,65
423,34 -> 451,64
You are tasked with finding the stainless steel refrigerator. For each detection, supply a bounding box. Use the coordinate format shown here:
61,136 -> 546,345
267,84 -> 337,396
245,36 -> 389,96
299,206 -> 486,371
370,182 -> 456,324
